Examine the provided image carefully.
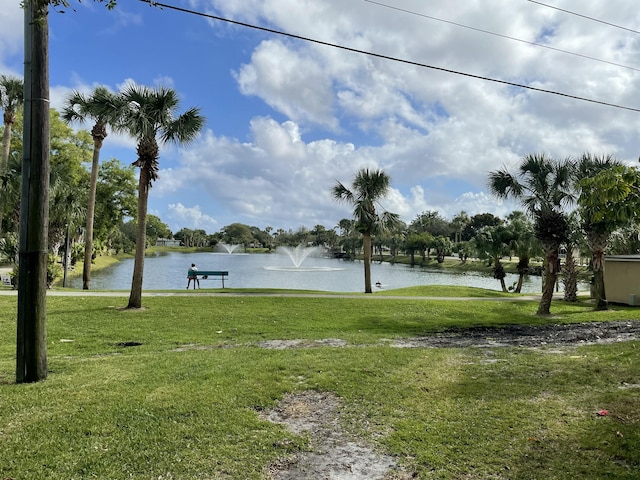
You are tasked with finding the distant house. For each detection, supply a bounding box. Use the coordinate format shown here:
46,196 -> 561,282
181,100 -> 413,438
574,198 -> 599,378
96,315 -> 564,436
156,238 -> 182,247
604,255 -> 640,306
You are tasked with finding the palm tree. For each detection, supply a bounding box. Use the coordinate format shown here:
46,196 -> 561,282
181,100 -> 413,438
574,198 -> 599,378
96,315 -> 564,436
115,84 -> 204,309
62,86 -> 123,289
505,211 -> 538,293
332,168 -> 400,293
0,75 -> 24,235
577,155 -> 640,310
489,154 -> 574,315
562,212 -> 582,303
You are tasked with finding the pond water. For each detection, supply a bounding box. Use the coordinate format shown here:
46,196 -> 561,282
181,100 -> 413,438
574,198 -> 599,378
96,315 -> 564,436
69,250 -> 562,293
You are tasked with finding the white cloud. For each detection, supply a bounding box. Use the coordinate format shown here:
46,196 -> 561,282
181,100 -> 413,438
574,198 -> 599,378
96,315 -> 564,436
167,203 -> 218,232
0,0 -> 22,64
235,40 -> 337,129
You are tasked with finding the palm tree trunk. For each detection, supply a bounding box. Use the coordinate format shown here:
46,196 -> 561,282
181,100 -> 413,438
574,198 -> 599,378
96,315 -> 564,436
0,121 -> 11,171
82,137 -> 103,290
562,247 -> 578,302
537,246 -> 559,315
591,244 -> 608,311
0,122 -> 13,235
363,231 -> 373,293
493,259 -> 508,292
127,168 -> 149,309
514,256 -> 529,293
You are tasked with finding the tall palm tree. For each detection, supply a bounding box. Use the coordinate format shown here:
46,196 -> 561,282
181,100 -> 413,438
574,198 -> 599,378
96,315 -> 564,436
62,86 -> 123,289
332,168 -> 400,293
0,75 -> 24,235
489,154 -> 574,315
115,84 -> 204,309
574,153 -> 622,310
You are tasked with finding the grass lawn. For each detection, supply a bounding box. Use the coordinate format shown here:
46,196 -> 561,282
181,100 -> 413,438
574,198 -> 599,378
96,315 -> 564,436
0,290 -> 639,479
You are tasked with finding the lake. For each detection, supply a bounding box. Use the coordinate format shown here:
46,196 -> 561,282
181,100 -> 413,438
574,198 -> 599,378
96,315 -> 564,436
69,250 -> 559,293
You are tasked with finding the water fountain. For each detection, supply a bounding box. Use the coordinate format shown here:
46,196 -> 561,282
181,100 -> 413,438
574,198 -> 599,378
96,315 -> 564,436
218,243 -> 242,254
280,245 -> 319,268
264,245 -> 343,272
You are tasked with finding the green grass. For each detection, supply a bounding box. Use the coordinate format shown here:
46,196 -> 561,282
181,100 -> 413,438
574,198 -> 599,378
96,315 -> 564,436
1,293 -> 639,479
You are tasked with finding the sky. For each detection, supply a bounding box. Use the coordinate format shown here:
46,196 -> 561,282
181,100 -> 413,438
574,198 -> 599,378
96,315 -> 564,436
1,0 -> 640,235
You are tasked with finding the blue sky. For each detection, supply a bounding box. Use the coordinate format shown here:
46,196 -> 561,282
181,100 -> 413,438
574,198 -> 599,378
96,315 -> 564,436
2,0 -> 640,234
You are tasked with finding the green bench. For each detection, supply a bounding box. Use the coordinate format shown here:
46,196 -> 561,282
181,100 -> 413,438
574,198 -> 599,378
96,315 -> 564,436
188,270 -> 229,288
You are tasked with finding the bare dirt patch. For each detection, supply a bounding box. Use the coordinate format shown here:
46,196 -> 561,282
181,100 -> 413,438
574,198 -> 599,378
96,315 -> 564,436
390,320 -> 640,349
256,320 -> 640,351
261,391 -> 401,480
257,338 -> 348,349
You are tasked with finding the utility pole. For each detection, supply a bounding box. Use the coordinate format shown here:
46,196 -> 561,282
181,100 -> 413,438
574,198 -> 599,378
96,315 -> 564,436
17,0 -> 50,383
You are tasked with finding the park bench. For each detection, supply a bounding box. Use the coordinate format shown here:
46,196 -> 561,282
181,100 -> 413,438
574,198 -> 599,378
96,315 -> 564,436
188,270 -> 229,288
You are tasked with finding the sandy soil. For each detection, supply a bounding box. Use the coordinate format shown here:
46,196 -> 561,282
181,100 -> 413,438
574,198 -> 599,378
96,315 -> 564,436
261,391 -> 402,480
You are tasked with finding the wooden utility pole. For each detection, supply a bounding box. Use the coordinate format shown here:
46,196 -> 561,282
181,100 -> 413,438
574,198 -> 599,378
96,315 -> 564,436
17,0 -> 50,383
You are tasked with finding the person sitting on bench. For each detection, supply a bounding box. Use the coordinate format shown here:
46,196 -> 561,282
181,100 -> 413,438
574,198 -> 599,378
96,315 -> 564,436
187,263 -> 200,289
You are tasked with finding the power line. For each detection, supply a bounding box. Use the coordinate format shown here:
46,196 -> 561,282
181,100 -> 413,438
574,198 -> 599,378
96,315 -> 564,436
364,0 -> 640,72
139,0 -> 640,113
527,0 -> 640,35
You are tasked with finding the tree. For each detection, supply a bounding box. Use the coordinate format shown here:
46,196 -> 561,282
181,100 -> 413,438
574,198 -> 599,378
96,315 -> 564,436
93,158 -> 137,242
62,86 -> 124,289
332,168 -> 400,293
562,212 -> 582,302
335,218 -> 359,259
221,223 -> 254,247
0,127 -> 23,236
608,222 -> 640,255
489,154 -> 573,315
0,75 -> 24,235
145,214 -> 172,246
0,109 -> 92,244
116,84 -> 204,309
450,211 -> 470,243
405,232 -> 432,264
577,159 -> 640,310
462,213 -> 502,241
473,225 -> 513,292
505,211 -> 538,293
430,235 -> 452,264
409,211 -> 451,237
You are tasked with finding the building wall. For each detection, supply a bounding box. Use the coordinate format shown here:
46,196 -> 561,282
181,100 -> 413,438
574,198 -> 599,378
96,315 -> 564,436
604,255 -> 640,306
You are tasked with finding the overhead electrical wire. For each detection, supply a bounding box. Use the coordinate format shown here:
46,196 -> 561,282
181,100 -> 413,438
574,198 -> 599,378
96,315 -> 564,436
527,0 -> 640,35
364,0 -> 640,73
139,0 -> 640,113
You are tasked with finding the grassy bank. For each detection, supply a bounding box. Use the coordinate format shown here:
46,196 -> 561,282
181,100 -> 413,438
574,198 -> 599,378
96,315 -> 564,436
1,292 -> 638,479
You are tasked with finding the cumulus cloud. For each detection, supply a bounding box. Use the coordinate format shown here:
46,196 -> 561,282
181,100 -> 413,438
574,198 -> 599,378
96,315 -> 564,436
235,40 -> 337,129
167,203 -> 218,232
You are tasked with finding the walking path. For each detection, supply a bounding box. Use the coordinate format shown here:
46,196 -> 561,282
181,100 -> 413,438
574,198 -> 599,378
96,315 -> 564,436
0,288 -> 580,301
